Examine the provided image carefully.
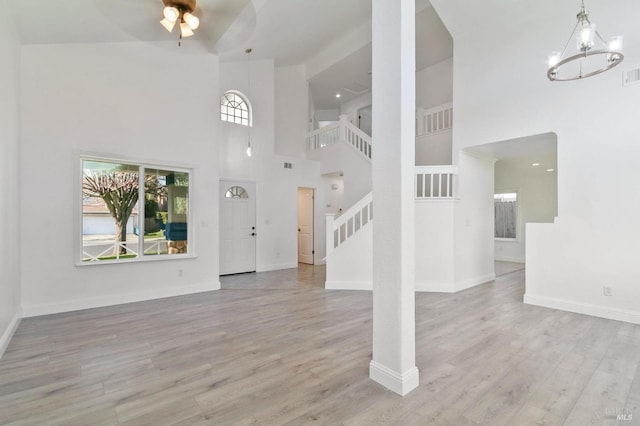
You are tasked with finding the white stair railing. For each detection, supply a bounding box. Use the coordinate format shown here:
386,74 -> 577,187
307,122 -> 341,151
416,103 -> 453,137
415,165 -> 458,199
307,115 -> 372,162
342,117 -> 372,160
326,192 -> 373,256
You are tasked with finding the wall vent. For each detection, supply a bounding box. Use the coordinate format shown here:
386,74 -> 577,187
624,67 -> 640,86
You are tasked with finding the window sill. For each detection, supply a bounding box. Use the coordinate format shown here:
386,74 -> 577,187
75,253 -> 197,267
495,238 -> 519,243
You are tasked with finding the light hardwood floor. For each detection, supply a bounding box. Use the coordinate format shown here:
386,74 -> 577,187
1,264 -> 639,425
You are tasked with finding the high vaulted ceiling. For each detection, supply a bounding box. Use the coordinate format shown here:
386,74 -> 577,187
10,0 -> 251,47
9,0 -> 453,110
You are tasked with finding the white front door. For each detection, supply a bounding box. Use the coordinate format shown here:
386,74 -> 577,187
220,181 -> 256,275
297,188 -> 314,264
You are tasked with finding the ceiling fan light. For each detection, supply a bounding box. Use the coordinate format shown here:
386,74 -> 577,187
183,12 -> 200,30
160,18 -> 176,32
180,22 -> 194,37
163,6 -> 180,22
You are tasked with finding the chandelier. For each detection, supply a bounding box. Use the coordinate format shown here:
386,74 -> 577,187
160,0 -> 200,40
547,1 -> 623,81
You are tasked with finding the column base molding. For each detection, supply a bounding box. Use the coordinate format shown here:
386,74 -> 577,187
369,360 -> 419,396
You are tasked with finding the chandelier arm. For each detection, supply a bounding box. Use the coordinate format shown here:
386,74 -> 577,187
559,20 -> 581,58
594,30 -> 608,48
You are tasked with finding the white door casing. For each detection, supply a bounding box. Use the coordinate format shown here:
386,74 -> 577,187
298,188 -> 314,264
220,181 -> 256,275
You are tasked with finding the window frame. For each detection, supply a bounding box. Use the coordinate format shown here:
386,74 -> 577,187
220,90 -> 252,127
75,153 -> 195,266
494,191 -> 519,241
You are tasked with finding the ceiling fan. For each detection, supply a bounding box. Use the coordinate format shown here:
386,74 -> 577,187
160,0 -> 200,39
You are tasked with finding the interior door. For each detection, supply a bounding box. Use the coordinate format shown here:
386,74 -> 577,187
220,181 -> 256,275
297,188 -> 314,264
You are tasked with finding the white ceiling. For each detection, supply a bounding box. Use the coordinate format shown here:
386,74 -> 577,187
10,0 -> 251,48
9,0 -> 453,110
307,4 -> 453,110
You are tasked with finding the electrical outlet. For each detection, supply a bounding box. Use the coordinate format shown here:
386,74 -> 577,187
603,286 -> 612,296
178,269 -> 183,277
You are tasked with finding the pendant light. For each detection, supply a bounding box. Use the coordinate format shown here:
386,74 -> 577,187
246,48 -> 253,157
547,1 -> 624,81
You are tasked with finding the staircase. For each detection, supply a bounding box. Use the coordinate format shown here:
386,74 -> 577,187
308,103 -> 458,292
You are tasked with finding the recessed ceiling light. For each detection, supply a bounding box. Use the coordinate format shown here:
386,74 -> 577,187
532,163 -> 540,167
547,168 -> 555,172
336,93 -> 341,98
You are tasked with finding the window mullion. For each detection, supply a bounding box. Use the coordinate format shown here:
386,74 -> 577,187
139,166 -> 145,259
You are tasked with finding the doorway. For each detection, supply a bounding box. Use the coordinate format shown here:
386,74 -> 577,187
297,188 -> 314,264
357,104 -> 372,136
219,180 -> 256,275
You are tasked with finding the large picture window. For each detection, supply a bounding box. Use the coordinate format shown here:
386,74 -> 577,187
80,157 -> 191,264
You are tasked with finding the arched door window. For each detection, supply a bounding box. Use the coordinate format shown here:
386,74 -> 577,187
225,186 -> 249,199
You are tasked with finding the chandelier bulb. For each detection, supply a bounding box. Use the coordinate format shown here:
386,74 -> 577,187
246,142 -> 252,157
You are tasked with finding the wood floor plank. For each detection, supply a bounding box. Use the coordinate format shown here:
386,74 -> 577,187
0,264 -> 638,425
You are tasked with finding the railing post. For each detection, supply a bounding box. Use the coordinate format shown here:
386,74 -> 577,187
325,213 -> 336,256
339,114 -> 349,145
416,106 -> 424,136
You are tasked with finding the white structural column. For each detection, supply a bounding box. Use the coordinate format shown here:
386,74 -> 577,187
369,0 -> 419,395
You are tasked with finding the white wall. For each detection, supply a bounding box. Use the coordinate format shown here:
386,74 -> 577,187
415,200 -> 455,291
323,174 -> 345,215
415,131 -> 452,165
415,58 -> 453,166
308,142 -> 372,209
416,57 -> 453,109
0,0 -> 22,355
453,152 -> 496,289
219,60 -> 325,269
433,0 -> 640,323
20,42 -> 220,317
494,162 -> 557,263
274,65 -> 308,159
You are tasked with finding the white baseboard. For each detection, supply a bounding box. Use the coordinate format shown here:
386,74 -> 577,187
257,262 -> 298,273
22,281 -> 220,318
454,273 -> 496,292
524,294 -> 640,325
325,280 -> 372,291
415,282 -> 455,293
494,255 -> 525,263
369,361 -> 419,396
416,273 -> 495,293
0,310 -> 22,359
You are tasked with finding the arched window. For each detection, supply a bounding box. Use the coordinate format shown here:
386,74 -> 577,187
225,186 -> 248,199
220,91 -> 251,126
